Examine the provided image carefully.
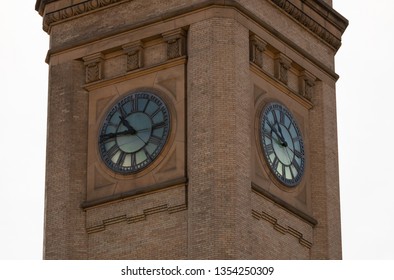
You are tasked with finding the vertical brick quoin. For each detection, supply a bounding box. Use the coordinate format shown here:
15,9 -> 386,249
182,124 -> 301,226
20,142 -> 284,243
309,81 -> 342,259
44,60 -> 88,259
187,17 -> 252,259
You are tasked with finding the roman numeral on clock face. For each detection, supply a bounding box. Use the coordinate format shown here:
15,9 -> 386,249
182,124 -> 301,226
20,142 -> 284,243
152,121 -> 166,130
130,153 -> 136,167
107,144 -> 120,159
143,147 -> 153,161
265,143 -> 274,155
263,128 -> 272,140
130,97 -> 137,112
149,135 -> 162,146
272,156 -> 279,171
271,110 -> 278,123
292,158 -> 301,173
293,149 -> 303,159
279,110 -> 285,125
292,135 -> 301,143
118,106 -> 127,118
116,151 -> 127,166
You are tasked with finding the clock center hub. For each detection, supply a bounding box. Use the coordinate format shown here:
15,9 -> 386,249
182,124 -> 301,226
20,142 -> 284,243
116,112 -> 152,153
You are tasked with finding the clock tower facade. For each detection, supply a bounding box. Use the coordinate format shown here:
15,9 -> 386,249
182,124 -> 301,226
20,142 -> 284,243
36,0 -> 347,259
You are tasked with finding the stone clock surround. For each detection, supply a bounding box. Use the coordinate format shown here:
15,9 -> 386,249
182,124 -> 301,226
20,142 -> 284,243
38,0 -> 347,259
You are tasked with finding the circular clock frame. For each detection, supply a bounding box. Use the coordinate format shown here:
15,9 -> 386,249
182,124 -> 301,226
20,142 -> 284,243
259,102 -> 305,187
98,89 -> 171,175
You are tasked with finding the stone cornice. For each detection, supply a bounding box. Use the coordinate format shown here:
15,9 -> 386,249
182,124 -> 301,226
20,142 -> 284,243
40,0 -> 127,31
81,176 -> 188,209
37,0 -> 347,51
269,0 -> 348,49
302,0 -> 348,33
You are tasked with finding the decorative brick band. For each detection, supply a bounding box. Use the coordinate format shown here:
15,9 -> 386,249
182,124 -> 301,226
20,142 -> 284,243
252,209 -> 313,249
86,203 -> 187,233
251,182 -> 317,225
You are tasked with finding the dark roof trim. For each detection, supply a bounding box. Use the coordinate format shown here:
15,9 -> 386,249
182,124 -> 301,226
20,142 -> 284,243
35,0 -> 58,15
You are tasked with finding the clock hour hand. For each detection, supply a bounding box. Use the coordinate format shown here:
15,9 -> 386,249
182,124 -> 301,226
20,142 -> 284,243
119,116 -> 137,134
276,123 -> 288,146
269,131 -> 282,146
267,121 -> 286,146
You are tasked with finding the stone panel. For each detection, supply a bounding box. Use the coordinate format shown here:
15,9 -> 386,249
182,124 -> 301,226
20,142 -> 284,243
86,64 -> 186,203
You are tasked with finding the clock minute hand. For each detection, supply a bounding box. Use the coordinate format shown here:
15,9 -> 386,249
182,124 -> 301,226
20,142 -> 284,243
277,122 -> 283,137
100,133 -> 116,143
99,130 -> 131,143
276,124 -> 287,146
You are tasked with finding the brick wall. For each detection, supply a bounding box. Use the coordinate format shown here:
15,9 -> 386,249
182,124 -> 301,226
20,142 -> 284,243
40,0 -> 346,259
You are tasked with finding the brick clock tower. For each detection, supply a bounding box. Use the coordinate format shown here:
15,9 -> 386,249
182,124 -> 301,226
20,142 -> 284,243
36,0 -> 347,259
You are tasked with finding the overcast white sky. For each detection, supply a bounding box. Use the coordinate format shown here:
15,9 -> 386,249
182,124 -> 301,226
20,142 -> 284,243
0,1 -> 393,260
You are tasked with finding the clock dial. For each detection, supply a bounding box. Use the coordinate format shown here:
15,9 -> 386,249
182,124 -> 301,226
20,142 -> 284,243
99,90 -> 170,174
260,102 -> 305,187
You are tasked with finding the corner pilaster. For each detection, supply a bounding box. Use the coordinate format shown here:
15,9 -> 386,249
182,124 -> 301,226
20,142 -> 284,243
163,28 -> 187,60
83,53 -> 104,83
274,53 -> 292,85
249,34 -> 267,68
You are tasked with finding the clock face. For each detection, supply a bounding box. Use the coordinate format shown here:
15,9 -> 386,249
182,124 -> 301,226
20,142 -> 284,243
98,90 -> 170,174
260,102 -> 305,187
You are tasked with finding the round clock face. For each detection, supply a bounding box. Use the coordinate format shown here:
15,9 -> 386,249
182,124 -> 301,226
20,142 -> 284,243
98,90 -> 170,174
260,102 -> 305,187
